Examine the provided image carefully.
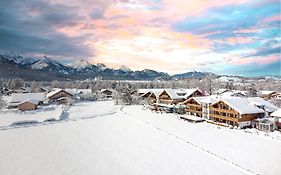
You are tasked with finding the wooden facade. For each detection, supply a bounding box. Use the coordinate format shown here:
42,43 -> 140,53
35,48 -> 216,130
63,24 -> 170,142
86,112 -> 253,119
209,101 -> 263,126
186,90 -> 203,99
148,93 -> 157,105
48,90 -> 73,102
101,89 -> 113,98
184,99 -> 203,117
17,101 -> 37,111
158,91 -> 185,105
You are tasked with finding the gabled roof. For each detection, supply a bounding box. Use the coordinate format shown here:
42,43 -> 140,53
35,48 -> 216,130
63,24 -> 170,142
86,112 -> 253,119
185,96 -> 219,105
47,88 -> 73,98
211,97 -> 264,115
260,91 -> 276,95
18,100 -> 39,106
161,88 -> 202,100
10,93 -> 46,103
65,88 -> 92,95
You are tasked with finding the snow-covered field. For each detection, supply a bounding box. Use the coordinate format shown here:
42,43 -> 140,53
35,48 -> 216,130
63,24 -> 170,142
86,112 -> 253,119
68,101 -> 116,120
0,101 -> 280,175
0,105 -> 63,127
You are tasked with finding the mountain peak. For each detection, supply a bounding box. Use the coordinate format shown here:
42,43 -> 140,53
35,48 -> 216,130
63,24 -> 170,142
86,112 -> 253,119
69,59 -> 91,69
119,65 -> 132,72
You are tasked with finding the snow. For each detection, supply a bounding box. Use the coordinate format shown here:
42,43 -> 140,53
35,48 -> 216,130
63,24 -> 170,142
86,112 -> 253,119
247,97 -> 279,113
271,109 -> 281,117
68,101 -> 116,120
214,97 -> 264,114
0,102 -> 280,175
0,105 -> 63,127
10,93 -> 46,104
68,59 -> 91,70
31,61 -> 49,69
118,65 -> 132,72
46,88 -> 66,98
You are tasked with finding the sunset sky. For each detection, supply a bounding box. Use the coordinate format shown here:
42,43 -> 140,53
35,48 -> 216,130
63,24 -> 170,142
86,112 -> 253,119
0,0 -> 280,76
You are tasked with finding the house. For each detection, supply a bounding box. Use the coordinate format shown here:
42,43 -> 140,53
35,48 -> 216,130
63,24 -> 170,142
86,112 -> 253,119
209,97 -> 264,127
17,100 -> 38,111
47,88 -> 73,102
158,89 -> 203,105
259,91 -> 276,99
183,96 -> 219,119
100,89 -> 114,98
271,109 -> 281,129
184,96 -> 268,127
9,93 -> 46,108
138,89 -> 164,105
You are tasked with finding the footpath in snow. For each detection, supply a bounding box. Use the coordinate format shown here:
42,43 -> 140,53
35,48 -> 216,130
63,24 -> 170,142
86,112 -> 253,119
122,105 -> 281,175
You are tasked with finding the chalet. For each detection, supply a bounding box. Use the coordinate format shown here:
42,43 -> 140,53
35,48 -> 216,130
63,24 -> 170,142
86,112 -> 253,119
47,89 -> 73,102
259,91 -> 276,99
183,96 -> 218,119
271,109 -> 281,129
17,100 -> 38,111
158,89 -> 203,105
138,89 -> 164,104
183,96 -> 275,127
100,89 -> 114,98
209,98 -> 264,127
9,93 -> 46,108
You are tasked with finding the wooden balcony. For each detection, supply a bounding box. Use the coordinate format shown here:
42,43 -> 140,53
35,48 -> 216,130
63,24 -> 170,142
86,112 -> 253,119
209,114 -> 238,122
209,107 -> 239,115
186,103 -> 201,108
186,108 -> 202,114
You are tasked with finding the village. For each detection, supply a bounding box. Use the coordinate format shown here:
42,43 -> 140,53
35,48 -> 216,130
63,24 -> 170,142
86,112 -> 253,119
0,85 -> 280,132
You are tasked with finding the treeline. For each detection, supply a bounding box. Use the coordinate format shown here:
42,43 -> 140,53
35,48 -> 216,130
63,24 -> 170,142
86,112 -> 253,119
0,77 -> 281,95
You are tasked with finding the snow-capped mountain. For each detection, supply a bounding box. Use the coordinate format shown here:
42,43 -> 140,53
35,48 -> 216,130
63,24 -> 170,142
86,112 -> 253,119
68,59 -> 91,70
118,65 -> 133,72
0,54 -> 170,80
172,70 -> 216,79
96,63 -> 107,71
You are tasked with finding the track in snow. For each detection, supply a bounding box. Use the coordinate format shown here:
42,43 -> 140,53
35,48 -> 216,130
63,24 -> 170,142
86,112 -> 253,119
120,106 -> 259,175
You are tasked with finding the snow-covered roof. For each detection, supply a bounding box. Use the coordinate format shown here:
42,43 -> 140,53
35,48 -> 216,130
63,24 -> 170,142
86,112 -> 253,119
189,96 -> 220,104
247,97 -> 279,113
213,89 -> 229,95
162,88 -> 201,100
10,93 -> 46,103
18,100 -> 39,105
221,91 -> 246,97
46,88 -> 64,98
270,109 -> 281,117
65,89 -> 92,95
211,97 -> 264,115
259,91 -> 276,95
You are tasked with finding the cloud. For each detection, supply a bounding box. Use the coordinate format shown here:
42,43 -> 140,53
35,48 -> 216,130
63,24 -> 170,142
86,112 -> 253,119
244,47 -> 281,58
0,0 -> 98,59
